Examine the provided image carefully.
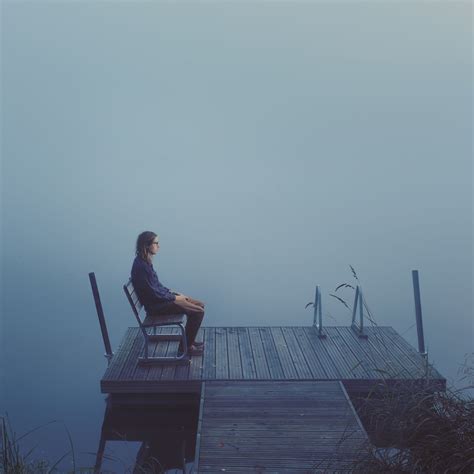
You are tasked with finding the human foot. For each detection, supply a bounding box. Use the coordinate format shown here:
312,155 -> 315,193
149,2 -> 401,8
187,344 -> 204,356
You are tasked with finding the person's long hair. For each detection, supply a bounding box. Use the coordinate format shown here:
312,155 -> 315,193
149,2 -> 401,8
136,231 -> 157,264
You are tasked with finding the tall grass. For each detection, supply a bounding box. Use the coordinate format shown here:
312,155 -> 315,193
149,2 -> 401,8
0,417 -> 91,474
322,266 -> 474,473
1,416 -> 54,473
351,377 -> 474,473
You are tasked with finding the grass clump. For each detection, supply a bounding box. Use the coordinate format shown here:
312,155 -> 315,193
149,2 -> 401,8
1,416 -> 52,473
0,416 -> 85,473
351,377 -> 474,473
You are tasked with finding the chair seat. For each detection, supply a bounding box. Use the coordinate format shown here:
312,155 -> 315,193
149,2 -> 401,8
142,313 -> 186,327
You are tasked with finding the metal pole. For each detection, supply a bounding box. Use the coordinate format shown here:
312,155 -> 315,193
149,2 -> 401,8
89,272 -> 113,361
412,270 -> 426,354
313,285 -> 319,328
351,286 -> 359,326
317,288 -> 323,335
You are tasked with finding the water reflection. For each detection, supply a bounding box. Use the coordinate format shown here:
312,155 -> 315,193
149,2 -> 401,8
95,395 -> 199,473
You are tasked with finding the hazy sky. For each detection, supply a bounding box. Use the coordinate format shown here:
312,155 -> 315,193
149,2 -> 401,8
1,1 -> 472,400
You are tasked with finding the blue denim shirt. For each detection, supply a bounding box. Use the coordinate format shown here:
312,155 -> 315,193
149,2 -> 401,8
131,256 -> 176,314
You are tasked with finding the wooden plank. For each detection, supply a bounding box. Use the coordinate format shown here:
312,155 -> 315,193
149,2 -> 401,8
174,354 -> 191,381
279,327 -> 313,379
142,313 -> 185,326
384,327 -> 442,378
132,341 -> 155,381
202,327 -> 216,380
160,342 -> 179,381
311,327 -> 361,379
198,463 -> 357,472
324,327 -> 369,379
237,327 -> 257,380
215,327 -> 229,380
292,327 -> 328,378
198,465 -> 358,472
333,327 -> 381,378
363,326 -> 413,375
197,381 -> 369,472
189,327 -> 205,380
341,326 -> 410,379
248,327 -> 271,379
270,327 -> 299,379
201,430 -> 367,439
118,329 -> 145,380
203,380 -> 341,392
102,328 -> 136,381
302,327 -> 342,379
227,327 -> 243,379
200,424 -> 367,434
146,340 -> 169,381
193,381 -> 206,474
259,327 -> 284,379
365,327 -> 425,377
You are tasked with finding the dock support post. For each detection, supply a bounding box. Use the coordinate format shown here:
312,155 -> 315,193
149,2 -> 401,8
412,270 -> 427,357
351,286 -> 368,338
313,286 -> 326,338
89,272 -> 114,364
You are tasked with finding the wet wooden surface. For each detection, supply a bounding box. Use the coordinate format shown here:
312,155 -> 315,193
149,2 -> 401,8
195,380 -> 369,472
101,326 -> 446,394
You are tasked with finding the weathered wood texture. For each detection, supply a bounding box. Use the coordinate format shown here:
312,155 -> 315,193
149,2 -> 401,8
101,326 -> 446,394
195,380 -> 369,472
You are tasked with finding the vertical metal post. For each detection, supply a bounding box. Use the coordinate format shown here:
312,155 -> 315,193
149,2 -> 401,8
89,272 -> 114,363
313,285 -> 319,328
351,286 -> 360,326
412,270 -> 426,355
351,286 -> 367,338
317,289 -> 323,336
312,286 -> 326,338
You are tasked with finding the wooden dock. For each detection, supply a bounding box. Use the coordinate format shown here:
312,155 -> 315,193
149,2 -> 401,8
101,326 -> 445,395
195,380 -> 370,472
99,325 -> 446,473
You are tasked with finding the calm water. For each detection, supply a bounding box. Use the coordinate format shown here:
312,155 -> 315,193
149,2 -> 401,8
2,277 -> 471,471
2,2 -> 472,471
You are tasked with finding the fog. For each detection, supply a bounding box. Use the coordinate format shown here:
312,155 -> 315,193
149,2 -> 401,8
1,0 -> 472,432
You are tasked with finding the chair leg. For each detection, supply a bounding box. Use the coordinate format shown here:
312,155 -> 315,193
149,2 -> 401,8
143,334 -> 149,359
138,323 -> 190,364
178,323 -> 187,355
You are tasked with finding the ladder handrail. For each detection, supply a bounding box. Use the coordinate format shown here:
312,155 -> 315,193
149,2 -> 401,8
312,285 -> 326,338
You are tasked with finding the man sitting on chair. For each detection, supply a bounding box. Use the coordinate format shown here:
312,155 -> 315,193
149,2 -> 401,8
131,231 -> 205,356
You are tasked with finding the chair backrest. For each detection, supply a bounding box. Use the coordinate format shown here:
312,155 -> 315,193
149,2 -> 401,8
123,279 -> 145,327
